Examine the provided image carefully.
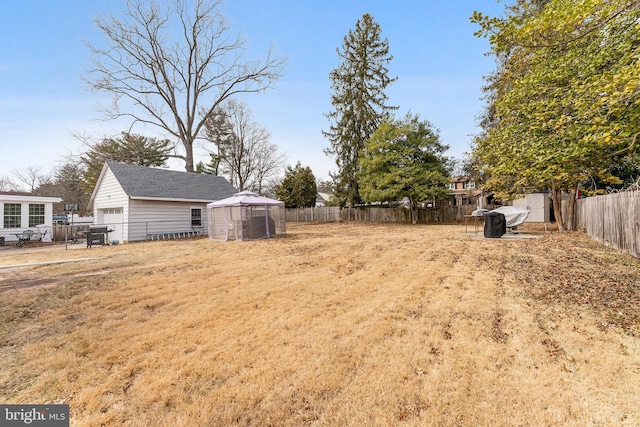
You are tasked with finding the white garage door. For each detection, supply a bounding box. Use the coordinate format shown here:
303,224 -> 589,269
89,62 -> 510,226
101,208 -> 123,242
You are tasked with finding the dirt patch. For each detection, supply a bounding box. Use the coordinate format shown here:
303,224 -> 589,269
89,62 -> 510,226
0,266 -> 137,293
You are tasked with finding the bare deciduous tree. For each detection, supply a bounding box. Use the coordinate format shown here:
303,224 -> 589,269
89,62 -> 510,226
204,99 -> 286,193
251,136 -> 287,195
0,176 -> 20,192
12,166 -> 51,193
86,0 -> 286,172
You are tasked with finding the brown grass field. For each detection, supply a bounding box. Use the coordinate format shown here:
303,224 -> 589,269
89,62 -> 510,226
1,222 -> 639,426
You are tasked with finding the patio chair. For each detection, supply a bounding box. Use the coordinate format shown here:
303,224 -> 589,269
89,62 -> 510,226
16,230 -> 36,247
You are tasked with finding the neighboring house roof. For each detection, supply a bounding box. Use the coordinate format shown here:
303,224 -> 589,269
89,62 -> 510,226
0,191 -> 62,203
316,192 -> 333,204
0,191 -> 33,197
90,162 -> 238,204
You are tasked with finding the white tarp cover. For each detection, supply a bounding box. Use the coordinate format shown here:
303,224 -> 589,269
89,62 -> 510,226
207,191 -> 284,208
35,224 -> 53,242
491,206 -> 531,228
471,208 -> 489,217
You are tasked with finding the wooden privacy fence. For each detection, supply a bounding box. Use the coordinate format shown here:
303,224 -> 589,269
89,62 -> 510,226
285,207 -> 342,222
340,206 -> 463,223
575,191 -> 640,258
285,205 -> 487,224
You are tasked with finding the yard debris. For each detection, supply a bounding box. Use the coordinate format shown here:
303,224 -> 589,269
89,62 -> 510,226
505,234 -> 640,336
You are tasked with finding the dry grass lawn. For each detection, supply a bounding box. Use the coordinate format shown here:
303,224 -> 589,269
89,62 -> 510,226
1,222 -> 639,426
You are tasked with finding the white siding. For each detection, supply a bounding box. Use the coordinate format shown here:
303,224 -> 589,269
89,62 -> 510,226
92,168 -> 130,239
127,199 -> 209,241
44,204 -> 54,226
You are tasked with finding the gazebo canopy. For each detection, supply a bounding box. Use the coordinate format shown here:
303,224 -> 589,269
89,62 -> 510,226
207,191 -> 284,208
207,191 -> 286,241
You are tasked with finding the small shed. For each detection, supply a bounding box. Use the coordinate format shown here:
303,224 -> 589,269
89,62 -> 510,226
513,192 -> 550,223
89,162 -> 237,242
207,191 -> 285,241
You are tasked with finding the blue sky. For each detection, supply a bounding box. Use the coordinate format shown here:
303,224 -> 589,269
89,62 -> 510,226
0,0 -> 505,182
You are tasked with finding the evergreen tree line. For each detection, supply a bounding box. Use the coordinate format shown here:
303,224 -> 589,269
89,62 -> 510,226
323,13 -> 452,219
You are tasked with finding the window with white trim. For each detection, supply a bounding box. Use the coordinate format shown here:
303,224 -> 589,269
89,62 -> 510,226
29,204 -> 45,227
3,203 -> 21,228
191,208 -> 202,227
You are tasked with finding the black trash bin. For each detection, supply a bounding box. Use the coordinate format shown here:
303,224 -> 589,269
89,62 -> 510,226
484,212 -> 506,238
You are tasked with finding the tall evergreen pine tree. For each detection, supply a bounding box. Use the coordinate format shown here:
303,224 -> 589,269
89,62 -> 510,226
323,14 -> 397,207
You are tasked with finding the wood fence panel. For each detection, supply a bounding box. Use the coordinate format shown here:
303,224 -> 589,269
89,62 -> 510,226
286,205 -> 493,224
576,191 -> 640,258
285,207 -> 341,223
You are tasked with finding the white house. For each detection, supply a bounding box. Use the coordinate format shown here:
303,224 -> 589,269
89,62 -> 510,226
0,191 -> 62,244
89,162 -> 237,242
315,192 -> 334,207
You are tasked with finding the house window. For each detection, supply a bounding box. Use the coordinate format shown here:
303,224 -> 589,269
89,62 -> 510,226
191,208 -> 202,227
448,182 -> 456,190
3,203 -> 21,229
29,204 -> 45,227
464,181 -> 476,189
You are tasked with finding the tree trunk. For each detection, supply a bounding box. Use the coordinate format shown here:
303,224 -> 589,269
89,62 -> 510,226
566,182 -> 578,231
410,199 -> 418,224
183,138 -> 195,172
550,179 -> 565,232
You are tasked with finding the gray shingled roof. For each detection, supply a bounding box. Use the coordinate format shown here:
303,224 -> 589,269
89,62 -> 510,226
107,162 -> 238,201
